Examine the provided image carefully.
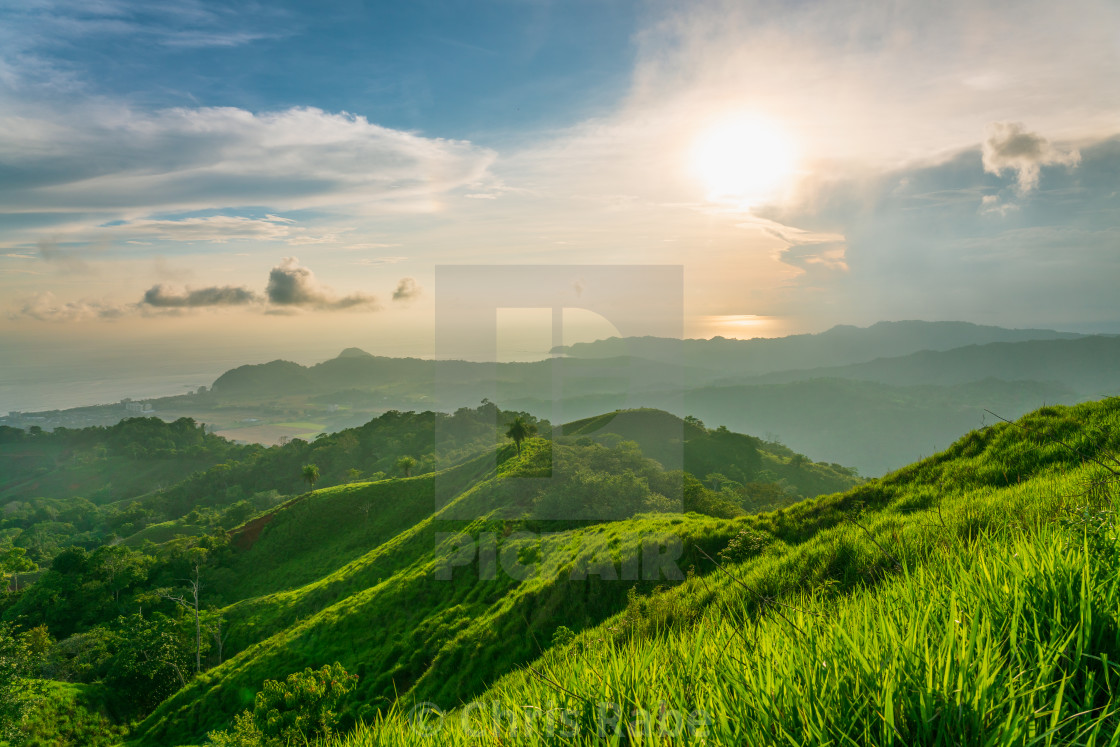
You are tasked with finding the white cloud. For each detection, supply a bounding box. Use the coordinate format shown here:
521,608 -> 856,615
982,122 -> 1081,194
0,105 -> 495,218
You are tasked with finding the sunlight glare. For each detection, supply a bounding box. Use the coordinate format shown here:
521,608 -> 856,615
691,114 -> 798,208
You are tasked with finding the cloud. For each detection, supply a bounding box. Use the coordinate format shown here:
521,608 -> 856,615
980,194 -> 1020,217
0,105 -> 495,218
142,284 -> 259,308
982,122 -> 1081,194
266,257 -> 378,310
392,277 -> 421,303
344,243 -> 402,250
110,215 -> 299,243
9,292 -> 129,322
750,137 -> 1120,328
747,218 -> 850,274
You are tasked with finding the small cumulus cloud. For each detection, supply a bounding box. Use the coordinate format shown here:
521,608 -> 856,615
266,257 -> 378,310
982,122 -> 1081,194
142,285 -> 259,308
392,277 -> 421,303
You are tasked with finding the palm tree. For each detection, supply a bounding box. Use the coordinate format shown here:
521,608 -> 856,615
505,416 -> 537,455
301,463 -> 320,490
396,455 -> 417,477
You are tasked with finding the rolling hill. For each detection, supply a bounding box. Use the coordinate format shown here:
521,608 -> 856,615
132,396 -> 1120,745
5,390 -> 1120,745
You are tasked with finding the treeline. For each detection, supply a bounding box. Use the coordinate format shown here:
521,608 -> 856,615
1,404 -> 543,565
0,417 -> 246,461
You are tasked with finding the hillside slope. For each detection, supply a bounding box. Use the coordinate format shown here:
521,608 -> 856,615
132,438 -> 750,743
141,397 -> 1120,745
340,396 -> 1120,745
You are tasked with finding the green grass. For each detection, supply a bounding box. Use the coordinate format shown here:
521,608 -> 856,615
210,450 -> 496,604
120,519 -> 210,546
111,397 -> 1120,746
130,439 -> 747,744
328,398 -> 1120,746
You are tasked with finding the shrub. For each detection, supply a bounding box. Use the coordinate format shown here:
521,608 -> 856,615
208,663 -> 358,746
718,527 -> 772,564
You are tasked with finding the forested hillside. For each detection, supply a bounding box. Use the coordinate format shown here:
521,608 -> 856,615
3,397 -> 1118,744
1,402 -> 860,745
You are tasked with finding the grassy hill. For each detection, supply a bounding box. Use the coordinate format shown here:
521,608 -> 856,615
7,395 -> 1120,745
127,397 -> 1120,745
329,396 -> 1120,745
114,408 -> 849,742
131,436 -> 753,744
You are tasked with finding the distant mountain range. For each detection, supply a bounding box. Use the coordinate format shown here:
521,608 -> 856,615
9,321 -> 1118,477
554,320 -> 1086,375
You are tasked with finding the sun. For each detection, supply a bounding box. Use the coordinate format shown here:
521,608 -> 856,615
691,113 -> 798,208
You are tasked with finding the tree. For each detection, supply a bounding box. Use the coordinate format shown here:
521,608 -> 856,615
156,553 -> 205,674
395,455 -> 417,478
0,622 -> 43,742
0,544 -> 36,593
104,613 -> 193,717
505,415 -> 537,455
205,610 -> 230,667
90,544 -> 149,608
301,464 -> 320,490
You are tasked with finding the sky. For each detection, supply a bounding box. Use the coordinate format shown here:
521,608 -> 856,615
1,0 -> 1119,410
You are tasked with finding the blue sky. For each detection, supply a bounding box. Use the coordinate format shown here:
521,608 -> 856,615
1,0 -> 1119,406
6,0 -> 639,140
